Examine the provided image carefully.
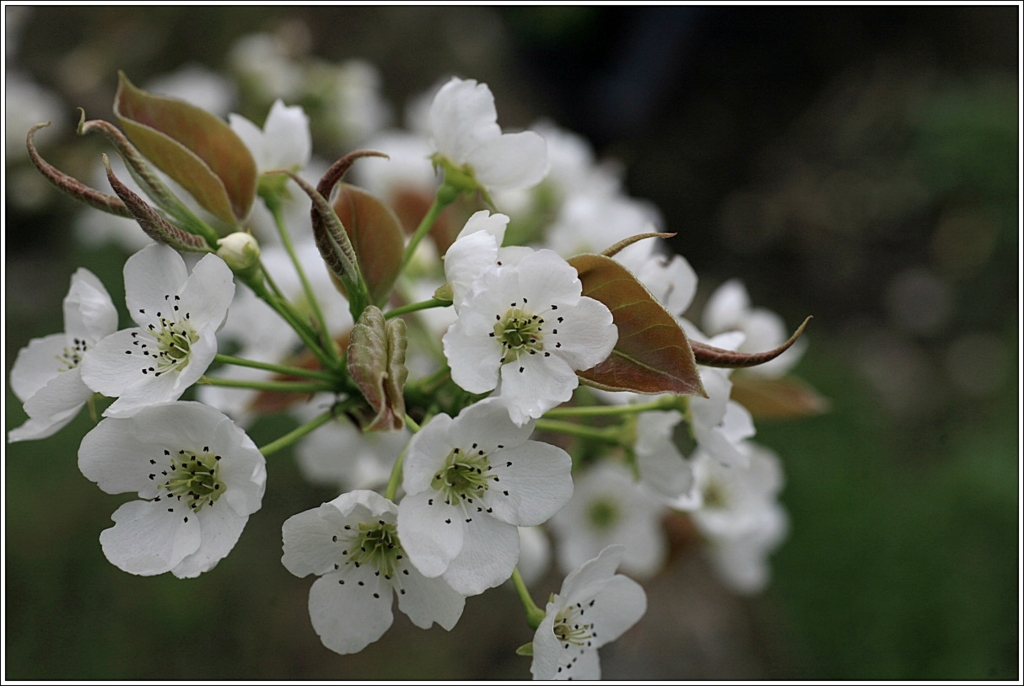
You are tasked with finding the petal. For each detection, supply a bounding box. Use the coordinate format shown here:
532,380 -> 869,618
261,99 -> 312,171
586,574 -> 647,647
483,441 -> 573,526
124,244 -> 189,327
395,559 -> 466,631
530,608 -> 562,680
468,130 -> 548,192
80,329 -> 160,397
402,413 -> 454,495
547,296 -> 617,372
513,249 -> 582,310
396,491 -> 464,578
99,499 -> 201,576
171,499 -> 249,578
441,512 -> 519,596
635,253 -> 697,318
561,544 -> 627,601
442,321 -> 502,394
449,397 -> 535,455
443,229 -> 498,311
214,433 -> 267,518
308,568 -> 393,655
228,112 -> 264,165
78,414 -> 165,497
498,352 -> 578,426
429,77 -> 500,163
9,333 -> 65,401
178,253 -> 235,331
63,268 -> 118,344
453,209 -> 509,245
703,278 -> 749,334
11,367 -> 93,442
281,505 -> 343,578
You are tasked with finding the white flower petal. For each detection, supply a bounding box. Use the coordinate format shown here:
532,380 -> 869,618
397,491 -> 465,578
441,512 -> 519,596
468,130 -> 548,192
99,499 -> 201,576
548,296 -> 617,372
402,413 -> 454,494
281,505 -> 344,578
443,229 -> 499,312
308,568 -> 393,655
261,99 -> 312,171
177,253 -> 235,331
395,560 -> 466,631
513,249 -> 582,309
484,441 -> 573,526
429,77 -> 500,163
9,333 -> 66,402
442,321 -> 502,393
171,499 -> 249,578
448,398 -> 535,455
11,368 -> 93,442
63,268 -> 118,344
498,352 -> 578,425
124,244 -> 189,326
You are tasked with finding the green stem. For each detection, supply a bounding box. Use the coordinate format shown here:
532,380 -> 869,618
384,298 -> 451,320
247,274 -> 338,372
401,185 -> 457,270
512,568 -> 547,630
408,366 -> 451,396
267,197 -> 337,363
534,418 -> 625,446
384,415 -> 421,502
198,376 -> 335,394
214,353 -> 337,382
259,409 -> 334,456
542,396 -> 681,419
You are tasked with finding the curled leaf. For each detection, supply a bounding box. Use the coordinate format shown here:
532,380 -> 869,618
114,72 -> 257,225
691,316 -> 812,368
347,306 -> 408,432
102,155 -> 211,252
729,373 -> 830,419
331,183 -> 404,306
601,231 -> 677,258
25,122 -> 131,217
568,253 -> 706,396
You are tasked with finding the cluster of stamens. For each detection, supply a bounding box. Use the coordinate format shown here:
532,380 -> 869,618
553,598 -> 598,677
587,497 -> 621,530
151,446 -> 224,521
491,298 -> 552,368
430,444 -> 502,516
333,520 -> 408,596
57,337 -> 89,371
126,294 -> 198,377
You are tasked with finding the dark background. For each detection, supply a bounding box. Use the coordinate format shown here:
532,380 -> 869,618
5,5 -> 1019,680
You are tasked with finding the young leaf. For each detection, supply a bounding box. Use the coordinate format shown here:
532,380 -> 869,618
690,316 -> 812,368
729,373 -> 830,419
568,253 -> 706,396
332,183 -> 404,306
347,306 -> 408,432
114,72 -> 257,225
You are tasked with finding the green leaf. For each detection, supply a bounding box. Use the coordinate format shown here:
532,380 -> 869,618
332,183 -> 404,307
347,306 -> 408,432
114,72 -> 257,226
515,642 -> 534,657
730,373 -> 830,419
568,253 -> 706,396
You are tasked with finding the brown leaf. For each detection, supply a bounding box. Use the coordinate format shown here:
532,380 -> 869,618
347,306 -> 408,432
568,253 -> 706,396
691,316 -> 812,368
729,373 -> 830,419
114,72 -> 256,225
332,184 -> 404,307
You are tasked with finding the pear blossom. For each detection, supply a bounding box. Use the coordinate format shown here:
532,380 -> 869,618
632,410 -> 695,500
295,415 -> 410,493
442,247 -> 617,426
428,77 -> 548,195
8,268 -> 118,442
549,462 -> 667,579
77,401 -> 266,578
672,442 -> 789,594
81,244 -> 235,417
397,398 -> 573,596
229,99 -> 312,175
282,490 -> 466,655
530,544 -> 647,680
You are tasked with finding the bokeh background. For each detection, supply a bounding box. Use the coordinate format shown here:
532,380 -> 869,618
4,5 -> 1019,680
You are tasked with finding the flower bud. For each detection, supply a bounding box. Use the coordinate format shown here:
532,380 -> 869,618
217,232 -> 261,275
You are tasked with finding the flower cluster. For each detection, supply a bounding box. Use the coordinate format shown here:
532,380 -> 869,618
12,53 -> 820,679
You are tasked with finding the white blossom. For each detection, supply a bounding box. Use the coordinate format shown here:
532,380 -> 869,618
282,490 -> 465,655
295,415 -> 410,494
77,401 -> 266,578
549,462 -> 667,579
81,244 -> 235,417
429,77 -> 548,194
397,398 -> 573,595
632,410 -> 695,500
531,544 -> 647,680
442,247 -> 617,426
229,99 -> 312,175
8,268 -> 118,442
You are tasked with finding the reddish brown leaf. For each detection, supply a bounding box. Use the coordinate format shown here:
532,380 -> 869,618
569,253 -> 706,396
729,373 -> 830,419
332,184 -> 404,307
114,72 -> 256,225
347,306 -> 408,432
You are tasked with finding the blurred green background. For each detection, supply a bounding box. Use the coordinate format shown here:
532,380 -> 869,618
4,6 -> 1019,680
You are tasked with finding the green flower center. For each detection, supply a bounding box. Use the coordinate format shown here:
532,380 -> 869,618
131,295 -> 199,378
703,479 -> 729,509
494,306 -> 545,364
553,602 -> 596,648
587,497 -> 620,530
339,520 -> 403,581
156,447 -> 224,513
431,445 -> 496,505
